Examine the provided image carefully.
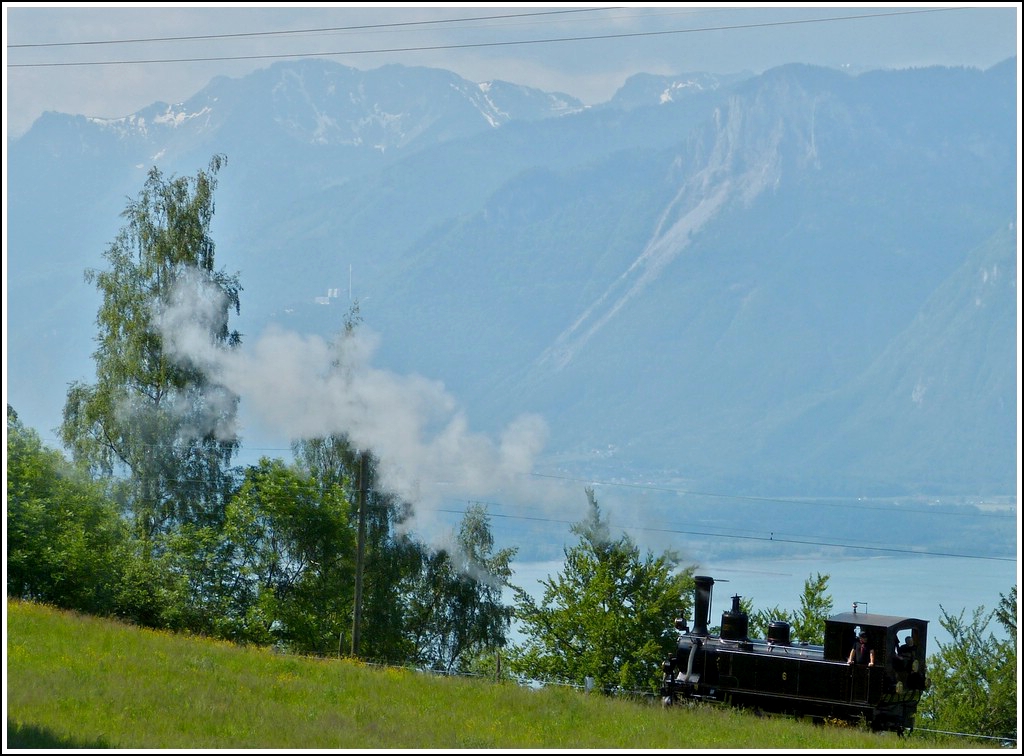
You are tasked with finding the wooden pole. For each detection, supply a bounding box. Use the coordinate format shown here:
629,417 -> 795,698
351,452 -> 367,657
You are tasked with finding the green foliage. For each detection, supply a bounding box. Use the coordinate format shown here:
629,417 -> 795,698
919,586 -> 1017,743
6,405 -> 128,615
222,457 -> 356,652
59,154 -> 242,539
790,572 -> 834,645
154,523 -> 252,639
406,503 -> 518,672
509,487 -> 694,694
745,572 -> 833,645
747,603 -> 792,642
292,435 -> 425,664
106,537 -> 181,628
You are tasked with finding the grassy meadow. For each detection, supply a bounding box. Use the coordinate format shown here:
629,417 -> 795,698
5,598 -> 975,750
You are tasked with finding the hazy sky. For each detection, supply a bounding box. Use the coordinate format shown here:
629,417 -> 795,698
4,3 -> 1020,139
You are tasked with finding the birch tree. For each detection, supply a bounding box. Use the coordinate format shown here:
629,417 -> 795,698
60,155 -> 242,539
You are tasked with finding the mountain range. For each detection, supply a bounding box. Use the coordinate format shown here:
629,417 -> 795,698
6,57 -> 1018,522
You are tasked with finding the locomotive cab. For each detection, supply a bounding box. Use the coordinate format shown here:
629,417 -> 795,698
824,610 -> 929,692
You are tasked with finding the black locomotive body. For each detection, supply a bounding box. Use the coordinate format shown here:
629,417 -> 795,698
660,576 -> 928,734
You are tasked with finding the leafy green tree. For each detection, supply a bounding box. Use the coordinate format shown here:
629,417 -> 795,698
60,155 -> 242,539
153,522 -> 250,638
790,572 -> 833,644
509,488 -> 694,694
106,533 -> 186,629
746,603 -> 793,642
6,405 -> 128,615
747,572 -> 833,645
919,587 -> 1017,743
222,457 -> 355,652
291,436 -> 424,663
407,503 -> 518,672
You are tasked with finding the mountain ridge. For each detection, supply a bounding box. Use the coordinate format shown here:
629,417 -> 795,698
6,57 -> 1017,501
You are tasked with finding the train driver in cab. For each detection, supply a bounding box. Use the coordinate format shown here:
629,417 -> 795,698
848,631 -> 875,666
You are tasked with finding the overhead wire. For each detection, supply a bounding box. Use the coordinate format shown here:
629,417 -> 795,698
528,471 -> 1016,519
7,7 -> 624,48
7,6 -> 968,68
431,503 -> 1016,563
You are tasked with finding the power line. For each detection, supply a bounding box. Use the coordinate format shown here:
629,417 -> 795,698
7,7 -> 622,48
7,7 -> 966,69
528,471 -> 1017,519
434,505 -> 1017,563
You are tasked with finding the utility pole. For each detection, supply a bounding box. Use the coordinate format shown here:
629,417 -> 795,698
351,451 -> 368,657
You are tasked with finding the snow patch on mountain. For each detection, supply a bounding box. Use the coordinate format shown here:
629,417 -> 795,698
90,104 -> 212,138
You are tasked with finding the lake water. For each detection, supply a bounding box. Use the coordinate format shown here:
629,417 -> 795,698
508,552 -> 1018,651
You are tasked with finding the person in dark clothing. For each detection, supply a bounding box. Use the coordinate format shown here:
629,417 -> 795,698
848,631 -> 875,666
898,633 -> 925,686
897,634 -> 916,666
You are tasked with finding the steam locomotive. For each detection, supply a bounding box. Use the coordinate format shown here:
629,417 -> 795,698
659,575 -> 929,734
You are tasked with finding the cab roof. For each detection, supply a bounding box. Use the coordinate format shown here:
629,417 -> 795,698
827,612 -> 928,630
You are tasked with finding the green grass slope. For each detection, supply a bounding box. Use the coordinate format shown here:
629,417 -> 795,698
5,599 -> 969,750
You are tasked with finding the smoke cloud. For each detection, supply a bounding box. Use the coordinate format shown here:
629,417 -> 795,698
157,267 -> 551,531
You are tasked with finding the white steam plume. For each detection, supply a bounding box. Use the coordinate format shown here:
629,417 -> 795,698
157,268 -> 550,520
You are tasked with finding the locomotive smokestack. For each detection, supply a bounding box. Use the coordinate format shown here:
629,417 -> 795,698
693,575 -> 715,636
